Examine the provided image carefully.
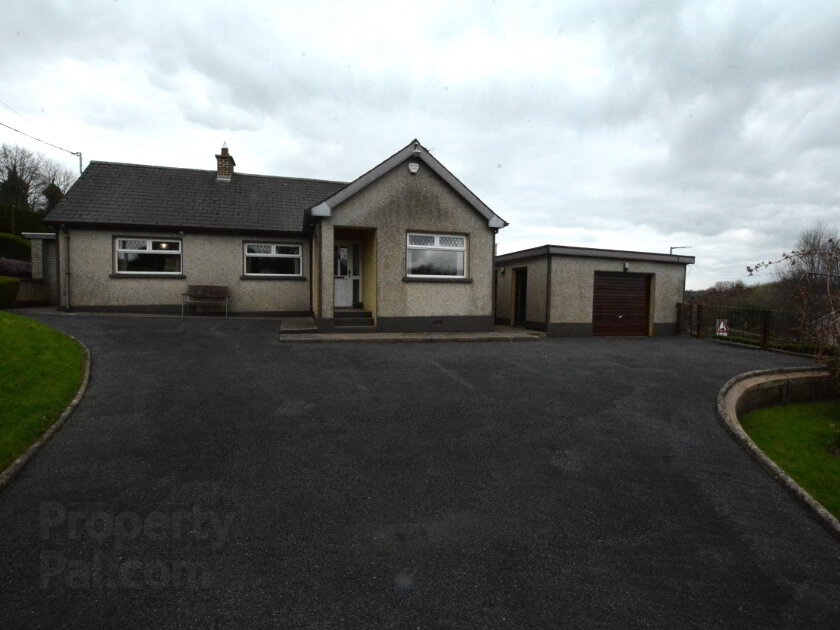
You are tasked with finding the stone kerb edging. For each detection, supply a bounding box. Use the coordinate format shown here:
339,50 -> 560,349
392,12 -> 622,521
0,334 -> 92,493
716,366 -> 839,542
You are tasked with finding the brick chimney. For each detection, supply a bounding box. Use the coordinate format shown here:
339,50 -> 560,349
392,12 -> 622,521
215,143 -> 235,181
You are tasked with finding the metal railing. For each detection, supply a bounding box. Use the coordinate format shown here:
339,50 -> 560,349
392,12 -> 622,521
677,303 -> 815,352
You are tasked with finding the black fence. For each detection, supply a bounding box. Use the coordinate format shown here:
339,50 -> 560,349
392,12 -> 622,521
677,303 -> 816,353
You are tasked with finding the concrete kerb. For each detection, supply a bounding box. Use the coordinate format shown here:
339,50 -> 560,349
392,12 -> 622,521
277,332 -> 545,343
715,366 -> 840,542
0,333 -> 91,493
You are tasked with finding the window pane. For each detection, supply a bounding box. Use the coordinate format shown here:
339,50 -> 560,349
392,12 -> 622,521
335,247 -> 348,276
439,236 -> 465,249
408,234 -> 435,247
275,245 -> 300,255
117,252 -> 181,273
152,240 -> 179,252
119,239 -> 147,250
246,256 -> 300,275
407,249 -> 464,276
247,244 -> 272,254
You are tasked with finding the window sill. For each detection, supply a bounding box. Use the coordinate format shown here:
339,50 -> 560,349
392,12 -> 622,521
109,273 -> 186,279
240,275 -> 307,281
402,276 -> 472,284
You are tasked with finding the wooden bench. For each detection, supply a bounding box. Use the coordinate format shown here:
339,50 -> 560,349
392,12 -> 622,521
181,285 -> 230,317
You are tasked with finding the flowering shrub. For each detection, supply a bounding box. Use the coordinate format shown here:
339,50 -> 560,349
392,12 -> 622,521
0,257 -> 31,278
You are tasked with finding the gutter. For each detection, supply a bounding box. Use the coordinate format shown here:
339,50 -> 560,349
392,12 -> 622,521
545,253 -> 552,327
62,225 -> 71,311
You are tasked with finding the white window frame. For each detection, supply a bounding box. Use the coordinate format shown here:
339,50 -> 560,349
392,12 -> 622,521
243,242 -> 303,277
114,237 -> 182,275
406,232 -> 467,278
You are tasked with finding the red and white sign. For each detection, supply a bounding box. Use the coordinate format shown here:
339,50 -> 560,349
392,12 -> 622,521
716,319 -> 729,336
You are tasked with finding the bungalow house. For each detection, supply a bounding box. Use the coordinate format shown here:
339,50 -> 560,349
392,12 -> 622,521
41,140 -> 507,332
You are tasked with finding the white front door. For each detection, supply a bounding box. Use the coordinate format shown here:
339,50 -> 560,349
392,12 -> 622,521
334,244 -> 353,307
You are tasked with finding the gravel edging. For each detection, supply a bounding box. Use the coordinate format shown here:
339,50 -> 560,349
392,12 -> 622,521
0,333 -> 91,493
715,366 -> 840,542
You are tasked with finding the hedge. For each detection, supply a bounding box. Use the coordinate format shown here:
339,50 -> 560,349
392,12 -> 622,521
0,276 -> 20,308
0,208 -> 47,235
0,233 -> 31,261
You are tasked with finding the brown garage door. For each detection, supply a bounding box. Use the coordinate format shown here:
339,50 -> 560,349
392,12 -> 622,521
592,272 -> 650,336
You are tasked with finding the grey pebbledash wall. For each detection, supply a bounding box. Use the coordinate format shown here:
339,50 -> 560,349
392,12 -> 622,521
317,159 -> 496,332
59,229 -> 311,313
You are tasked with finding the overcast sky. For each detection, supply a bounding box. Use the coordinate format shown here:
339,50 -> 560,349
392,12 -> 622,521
2,0 -> 839,289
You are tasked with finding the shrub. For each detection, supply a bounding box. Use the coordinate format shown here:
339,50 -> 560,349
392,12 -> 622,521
0,276 -> 20,308
0,257 -> 31,278
0,233 -> 31,261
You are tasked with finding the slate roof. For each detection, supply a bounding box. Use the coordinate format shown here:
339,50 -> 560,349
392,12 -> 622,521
46,161 -> 348,233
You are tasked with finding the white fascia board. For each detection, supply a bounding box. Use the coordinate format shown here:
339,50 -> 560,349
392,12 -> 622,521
311,202 -> 332,217
21,232 -> 57,240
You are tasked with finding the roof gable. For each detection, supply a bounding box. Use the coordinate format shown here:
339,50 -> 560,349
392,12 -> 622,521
311,140 -> 507,229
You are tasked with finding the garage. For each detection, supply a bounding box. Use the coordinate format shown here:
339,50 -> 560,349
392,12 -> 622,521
592,272 -> 650,336
494,245 -> 693,336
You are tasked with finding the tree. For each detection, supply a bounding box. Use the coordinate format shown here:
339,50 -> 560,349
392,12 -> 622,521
42,182 -> 64,213
749,224 -> 840,387
0,143 -> 77,233
0,166 -> 31,233
0,144 -> 43,208
0,143 -> 77,213
37,159 -> 76,214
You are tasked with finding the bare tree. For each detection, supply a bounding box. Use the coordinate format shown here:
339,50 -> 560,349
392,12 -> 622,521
36,159 -> 76,213
749,223 -> 839,387
0,144 -> 43,208
0,143 -> 77,214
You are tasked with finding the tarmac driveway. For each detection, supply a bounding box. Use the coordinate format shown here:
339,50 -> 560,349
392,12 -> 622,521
1,315 -> 838,628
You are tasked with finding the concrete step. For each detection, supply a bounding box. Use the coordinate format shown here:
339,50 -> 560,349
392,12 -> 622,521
334,317 -> 374,327
335,310 -> 372,319
280,316 -> 319,334
324,324 -> 383,333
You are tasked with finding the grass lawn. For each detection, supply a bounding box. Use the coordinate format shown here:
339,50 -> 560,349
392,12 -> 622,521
742,401 -> 840,519
0,312 -> 85,472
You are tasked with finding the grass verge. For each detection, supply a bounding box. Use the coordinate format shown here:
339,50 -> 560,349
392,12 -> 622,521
742,401 -> 840,519
0,312 -> 85,472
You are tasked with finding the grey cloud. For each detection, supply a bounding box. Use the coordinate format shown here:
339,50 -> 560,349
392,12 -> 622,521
3,0 -> 839,289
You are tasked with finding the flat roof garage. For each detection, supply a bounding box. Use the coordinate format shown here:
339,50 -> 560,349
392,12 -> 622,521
494,245 -> 695,337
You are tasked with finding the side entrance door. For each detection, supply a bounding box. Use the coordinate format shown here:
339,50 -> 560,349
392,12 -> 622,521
513,267 -> 528,326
